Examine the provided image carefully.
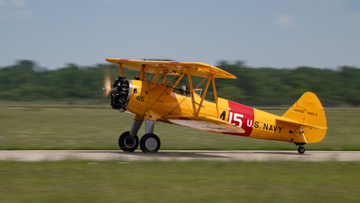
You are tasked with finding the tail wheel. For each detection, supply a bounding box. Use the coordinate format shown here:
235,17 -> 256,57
298,146 -> 305,154
119,131 -> 139,152
140,133 -> 161,153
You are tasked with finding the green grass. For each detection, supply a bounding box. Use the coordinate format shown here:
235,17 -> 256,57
1,161 -> 360,203
0,104 -> 360,150
1,104 -> 360,202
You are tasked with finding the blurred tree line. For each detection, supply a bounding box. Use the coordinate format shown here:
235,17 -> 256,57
0,60 -> 359,106
214,61 -> 360,106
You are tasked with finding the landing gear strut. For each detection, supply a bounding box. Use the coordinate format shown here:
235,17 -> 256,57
118,119 -> 161,153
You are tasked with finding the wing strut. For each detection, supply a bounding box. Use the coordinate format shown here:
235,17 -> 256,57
150,66 -> 162,90
118,63 -> 125,76
171,67 -> 186,90
161,67 -> 169,84
152,67 -> 162,83
139,65 -> 146,81
196,74 -> 212,116
212,75 -> 219,118
187,67 -> 197,115
194,72 -> 219,118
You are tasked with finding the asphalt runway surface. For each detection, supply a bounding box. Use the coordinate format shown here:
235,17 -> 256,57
1,150 -> 360,162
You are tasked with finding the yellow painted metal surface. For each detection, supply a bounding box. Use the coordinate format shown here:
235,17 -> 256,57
126,80 -> 327,144
106,58 -> 237,79
282,92 -> 327,143
107,58 -> 327,146
126,80 -> 223,121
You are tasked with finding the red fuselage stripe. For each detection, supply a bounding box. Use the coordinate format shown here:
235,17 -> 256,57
225,100 -> 254,136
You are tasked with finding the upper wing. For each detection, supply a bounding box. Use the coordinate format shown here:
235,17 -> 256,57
106,58 -> 237,79
163,115 -> 245,134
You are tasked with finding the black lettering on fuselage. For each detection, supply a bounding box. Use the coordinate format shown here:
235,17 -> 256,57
294,108 -> 304,113
257,122 -> 283,133
307,112 -> 317,116
254,121 -> 259,128
220,111 -> 226,120
269,125 -> 273,131
273,126 -> 278,132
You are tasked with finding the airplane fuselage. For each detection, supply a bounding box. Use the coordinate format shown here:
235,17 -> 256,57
124,80 -> 305,144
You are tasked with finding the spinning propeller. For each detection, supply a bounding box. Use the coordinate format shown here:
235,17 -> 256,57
103,70 -> 111,97
103,69 -> 130,110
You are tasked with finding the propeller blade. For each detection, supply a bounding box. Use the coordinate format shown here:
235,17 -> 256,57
103,70 -> 112,97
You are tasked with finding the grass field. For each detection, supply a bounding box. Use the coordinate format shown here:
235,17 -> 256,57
0,103 -> 360,150
1,103 -> 360,203
1,161 -> 360,203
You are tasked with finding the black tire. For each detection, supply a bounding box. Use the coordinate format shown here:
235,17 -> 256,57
298,146 -> 305,154
118,131 -> 139,152
140,133 -> 161,153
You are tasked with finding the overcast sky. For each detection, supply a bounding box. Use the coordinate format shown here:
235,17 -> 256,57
1,0 -> 359,69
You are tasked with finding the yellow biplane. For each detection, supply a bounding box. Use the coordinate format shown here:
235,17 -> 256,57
104,58 -> 327,154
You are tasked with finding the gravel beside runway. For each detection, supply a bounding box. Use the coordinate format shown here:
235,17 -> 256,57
1,150 -> 360,162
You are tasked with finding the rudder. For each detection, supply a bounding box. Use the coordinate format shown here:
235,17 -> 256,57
282,92 -> 327,143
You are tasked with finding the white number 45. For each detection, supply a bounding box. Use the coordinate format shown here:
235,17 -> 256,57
229,112 -> 243,128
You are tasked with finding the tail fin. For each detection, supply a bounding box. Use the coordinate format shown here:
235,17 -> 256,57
282,92 -> 327,143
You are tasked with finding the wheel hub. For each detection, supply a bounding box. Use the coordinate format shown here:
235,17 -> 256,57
145,138 -> 158,151
124,137 -> 136,148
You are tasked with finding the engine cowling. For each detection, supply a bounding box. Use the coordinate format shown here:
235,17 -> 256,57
110,76 -> 132,111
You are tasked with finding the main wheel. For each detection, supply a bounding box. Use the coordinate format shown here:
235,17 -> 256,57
118,131 -> 139,152
140,133 -> 161,153
298,146 -> 305,154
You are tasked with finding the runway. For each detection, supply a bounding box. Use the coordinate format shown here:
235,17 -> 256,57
1,150 -> 360,162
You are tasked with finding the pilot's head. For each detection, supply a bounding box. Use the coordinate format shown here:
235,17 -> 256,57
180,85 -> 188,95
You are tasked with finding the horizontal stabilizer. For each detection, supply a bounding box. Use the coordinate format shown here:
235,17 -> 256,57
275,117 -> 327,130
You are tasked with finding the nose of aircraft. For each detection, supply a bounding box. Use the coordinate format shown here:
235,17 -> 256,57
110,76 -> 132,111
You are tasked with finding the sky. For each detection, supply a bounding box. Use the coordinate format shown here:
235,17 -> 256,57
0,0 -> 360,69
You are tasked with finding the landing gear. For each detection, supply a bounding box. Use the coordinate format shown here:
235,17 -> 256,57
140,133 -> 161,153
118,118 -> 161,153
298,146 -> 305,154
295,142 -> 306,154
118,131 -> 139,152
